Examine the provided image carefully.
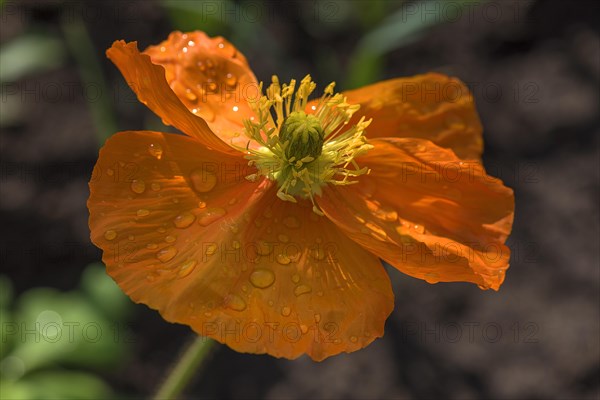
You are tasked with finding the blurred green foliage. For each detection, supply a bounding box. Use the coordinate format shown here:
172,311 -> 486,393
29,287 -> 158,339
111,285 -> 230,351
0,264 -> 133,399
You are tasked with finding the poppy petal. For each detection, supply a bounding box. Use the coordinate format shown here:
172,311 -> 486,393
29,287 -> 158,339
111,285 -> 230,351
144,31 -> 258,148
89,135 -> 393,360
106,41 -> 235,154
318,138 -> 514,290
338,73 -> 483,160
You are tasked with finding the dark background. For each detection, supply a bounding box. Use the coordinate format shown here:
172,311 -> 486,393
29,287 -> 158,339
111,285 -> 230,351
1,0 -> 598,399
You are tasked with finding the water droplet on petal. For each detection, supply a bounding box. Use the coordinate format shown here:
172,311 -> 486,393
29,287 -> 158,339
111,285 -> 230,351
198,201 -> 207,209
131,179 -> 146,194
205,243 -> 217,256
104,230 -> 117,240
137,209 -> 150,217
283,216 -> 300,229
256,240 -> 273,256
413,224 -> 425,234
198,208 -> 227,226
294,284 -> 312,297
249,269 -> 276,289
177,260 -> 197,278
190,169 -> 217,192
425,273 -> 439,284
185,89 -> 197,101
165,235 -> 176,243
227,294 -> 247,311
174,212 -> 196,228
276,253 -> 291,265
148,143 -> 163,159
281,306 -> 291,317
225,73 -> 237,88
157,246 -> 177,263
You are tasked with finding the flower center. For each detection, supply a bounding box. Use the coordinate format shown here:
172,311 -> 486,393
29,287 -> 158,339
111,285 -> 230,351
240,75 -> 372,215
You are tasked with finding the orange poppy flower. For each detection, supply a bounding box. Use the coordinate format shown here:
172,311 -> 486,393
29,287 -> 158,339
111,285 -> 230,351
88,31 -> 514,361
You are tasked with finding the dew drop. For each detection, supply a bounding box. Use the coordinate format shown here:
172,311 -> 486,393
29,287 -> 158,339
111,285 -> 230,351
165,235 -> 176,243
104,230 -> 117,240
256,240 -> 273,256
130,179 -> 146,194
174,212 -> 196,228
198,201 -> 207,209
413,224 -> 425,234
177,260 -> 197,278
146,243 -> 158,250
249,269 -> 276,289
276,253 -> 291,265
225,73 -> 237,88
281,306 -> 291,317
148,143 -> 163,159
190,169 -> 217,192
424,272 -> 440,284
227,294 -> 247,311
294,284 -> 312,297
205,243 -> 218,256
198,208 -> 227,226
185,89 -> 197,101
283,216 -> 300,229
137,209 -> 150,217
157,246 -> 177,263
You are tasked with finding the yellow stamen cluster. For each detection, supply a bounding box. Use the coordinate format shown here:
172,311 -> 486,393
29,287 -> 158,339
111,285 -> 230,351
240,75 -> 373,215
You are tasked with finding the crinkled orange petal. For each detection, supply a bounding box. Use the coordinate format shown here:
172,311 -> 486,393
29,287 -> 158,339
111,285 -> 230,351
318,138 -> 514,290
317,73 -> 483,160
144,31 -> 258,148
88,131 -> 393,361
106,41 -> 236,155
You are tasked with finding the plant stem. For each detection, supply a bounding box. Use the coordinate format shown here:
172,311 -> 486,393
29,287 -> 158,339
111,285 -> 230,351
153,336 -> 216,400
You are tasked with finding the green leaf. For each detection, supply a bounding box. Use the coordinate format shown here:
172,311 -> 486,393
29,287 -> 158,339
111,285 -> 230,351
1,371 -> 113,400
0,34 -> 65,83
80,263 -> 132,321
